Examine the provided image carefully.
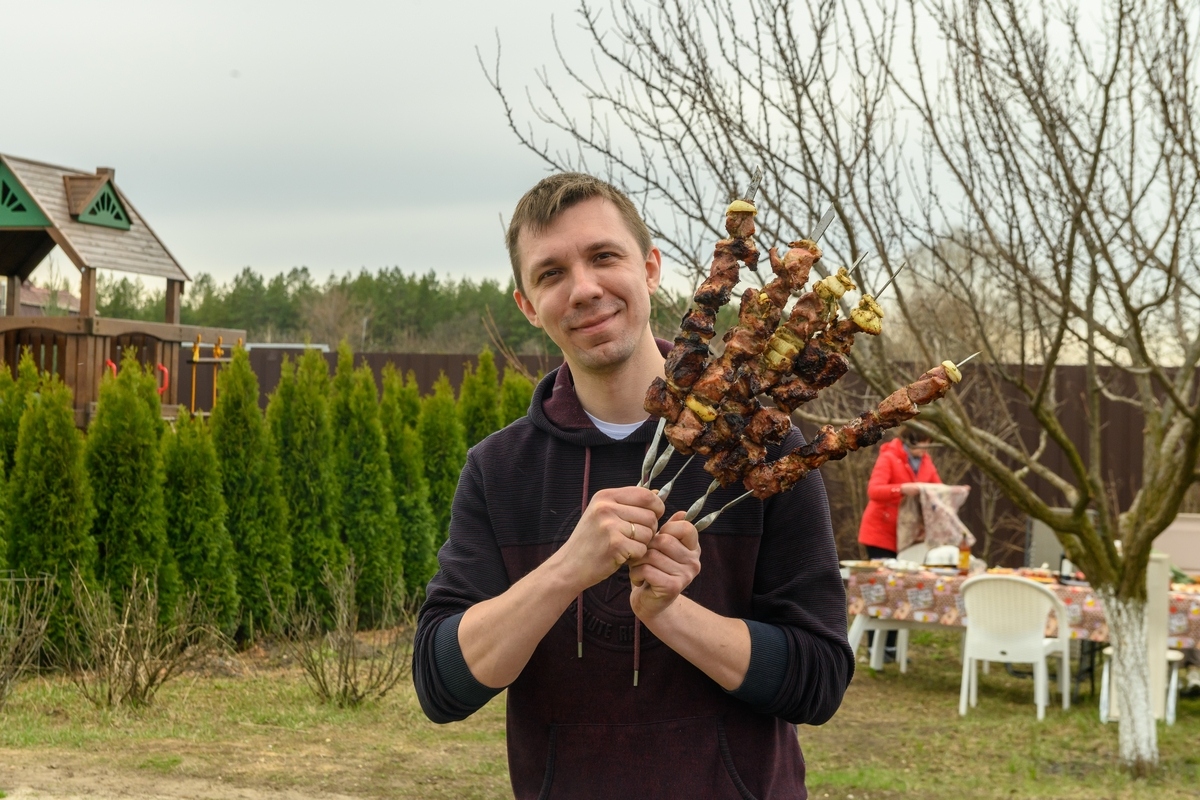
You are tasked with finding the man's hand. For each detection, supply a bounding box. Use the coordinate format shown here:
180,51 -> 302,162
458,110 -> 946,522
900,482 -> 921,497
629,510 -> 701,621
552,486 -> 665,593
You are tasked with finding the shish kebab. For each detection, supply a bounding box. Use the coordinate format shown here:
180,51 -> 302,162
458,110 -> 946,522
636,172 -> 970,529
644,187 -> 889,497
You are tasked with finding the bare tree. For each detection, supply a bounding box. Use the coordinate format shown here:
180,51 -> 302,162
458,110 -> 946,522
487,0 -> 1200,772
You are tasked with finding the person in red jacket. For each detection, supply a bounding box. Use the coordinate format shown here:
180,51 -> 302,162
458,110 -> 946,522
858,426 -> 942,560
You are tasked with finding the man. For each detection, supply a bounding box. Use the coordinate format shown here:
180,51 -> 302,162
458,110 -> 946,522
413,173 -> 853,798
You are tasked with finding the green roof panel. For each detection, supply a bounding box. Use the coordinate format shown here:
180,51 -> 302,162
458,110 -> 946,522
0,163 -> 52,228
78,182 -> 132,230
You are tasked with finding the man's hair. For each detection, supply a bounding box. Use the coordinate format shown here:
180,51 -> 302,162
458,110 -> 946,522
900,425 -> 934,445
506,173 -> 652,292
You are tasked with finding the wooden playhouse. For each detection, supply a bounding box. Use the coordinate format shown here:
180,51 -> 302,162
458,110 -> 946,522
0,153 -> 244,424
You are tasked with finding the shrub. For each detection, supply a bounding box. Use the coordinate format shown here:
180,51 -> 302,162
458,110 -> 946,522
267,350 -> 344,610
418,373 -> 467,544
0,575 -> 52,710
210,346 -> 292,639
163,411 -> 240,635
66,570 -> 224,709
6,373 -> 96,649
0,349 -> 41,475
85,353 -> 179,614
332,356 -> 401,621
458,348 -> 502,448
269,556 -> 412,708
381,364 -> 438,600
500,367 -> 535,426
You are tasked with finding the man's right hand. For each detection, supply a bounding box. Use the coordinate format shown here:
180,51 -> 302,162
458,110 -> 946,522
551,486 -> 666,592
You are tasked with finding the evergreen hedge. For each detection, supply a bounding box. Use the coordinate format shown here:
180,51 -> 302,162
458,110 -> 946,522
418,373 -> 467,544
210,347 -> 292,637
397,370 -> 421,428
381,364 -> 438,600
500,368 -> 535,426
6,373 -> 96,647
85,353 -> 179,613
267,349 -> 344,609
332,356 -> 401,619
163,411 -> 240,634
458,348 -> 502,448
0,350 -> 42,475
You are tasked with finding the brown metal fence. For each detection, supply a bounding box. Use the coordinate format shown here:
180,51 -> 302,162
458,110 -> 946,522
171,349 -> 1175,568
174,347 -> 564,414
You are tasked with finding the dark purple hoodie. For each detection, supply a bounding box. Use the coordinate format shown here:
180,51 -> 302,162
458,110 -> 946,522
413,358 -> 853,799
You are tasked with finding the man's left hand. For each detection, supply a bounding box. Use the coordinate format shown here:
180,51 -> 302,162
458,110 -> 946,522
629,510 -> 701,620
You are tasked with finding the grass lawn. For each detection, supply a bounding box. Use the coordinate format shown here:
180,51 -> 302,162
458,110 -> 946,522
0,631 -> 1196,798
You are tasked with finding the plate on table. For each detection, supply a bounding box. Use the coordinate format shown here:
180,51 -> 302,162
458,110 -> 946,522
840,560 -> 884,574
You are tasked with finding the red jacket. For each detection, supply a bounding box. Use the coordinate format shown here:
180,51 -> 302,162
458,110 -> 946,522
857,438 -> 941,551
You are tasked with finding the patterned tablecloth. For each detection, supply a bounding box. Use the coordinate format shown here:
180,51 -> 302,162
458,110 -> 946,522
847,569 -> 1200,649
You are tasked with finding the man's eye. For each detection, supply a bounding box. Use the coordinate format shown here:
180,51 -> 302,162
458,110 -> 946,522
537,270 -> 560,284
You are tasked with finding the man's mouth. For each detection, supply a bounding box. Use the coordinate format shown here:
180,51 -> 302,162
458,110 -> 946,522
570,309 -> 618,335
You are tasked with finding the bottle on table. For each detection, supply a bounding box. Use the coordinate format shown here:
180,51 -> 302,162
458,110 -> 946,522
957,536 -> 972,576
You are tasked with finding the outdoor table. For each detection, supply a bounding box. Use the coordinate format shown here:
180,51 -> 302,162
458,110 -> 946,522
846,568 -> 1200,679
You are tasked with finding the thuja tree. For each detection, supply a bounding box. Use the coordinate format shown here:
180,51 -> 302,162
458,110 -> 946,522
211,346 -> 292,637
162,411 -> 240,635
500,368 -> 534,426
418,373 -> 467,545
6,374 -> 96,647
0,350 -> 42,474
396,370 -> 422,428
381,364 -> 438,600
267,349 -> 344,609
458,348 -> 502,448
86,353 -> 180,613
498,0 -> 1200,771
332,358 -> 401,620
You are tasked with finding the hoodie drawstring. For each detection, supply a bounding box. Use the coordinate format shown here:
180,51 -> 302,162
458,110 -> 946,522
577,446 -> 591,659
576,443 -> 642,687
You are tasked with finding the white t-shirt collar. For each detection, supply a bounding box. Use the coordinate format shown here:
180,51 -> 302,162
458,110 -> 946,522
583,410 -> 648,441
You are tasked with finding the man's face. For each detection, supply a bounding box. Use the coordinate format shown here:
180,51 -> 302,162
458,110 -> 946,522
513,197 -> 661,374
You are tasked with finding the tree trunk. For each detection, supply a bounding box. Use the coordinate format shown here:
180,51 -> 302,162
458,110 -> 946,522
1103,592 -> 1157,774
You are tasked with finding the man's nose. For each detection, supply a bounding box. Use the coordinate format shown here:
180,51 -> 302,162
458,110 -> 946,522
568,266 -> 603,305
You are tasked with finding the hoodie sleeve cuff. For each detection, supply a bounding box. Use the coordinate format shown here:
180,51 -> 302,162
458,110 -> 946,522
727,619 -> 789,710
433,612 -> 504,710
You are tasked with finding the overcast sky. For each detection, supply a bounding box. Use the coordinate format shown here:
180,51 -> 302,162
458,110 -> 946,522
4,0 -> 605,291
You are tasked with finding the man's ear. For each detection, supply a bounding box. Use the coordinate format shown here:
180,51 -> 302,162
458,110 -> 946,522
513,288 -> 542,329
644,247 -> 663,294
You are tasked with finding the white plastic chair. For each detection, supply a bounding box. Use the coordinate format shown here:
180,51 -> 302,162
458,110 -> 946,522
958,575 -> 1071,720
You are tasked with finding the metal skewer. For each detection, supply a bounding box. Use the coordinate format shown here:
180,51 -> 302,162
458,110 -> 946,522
639,418 -> 668,487
873,261 -> 908,299
742,166 -> 763,204
957,351 -> 981,369
656,455 -> 694,502
694,491 -> 754,532
684,480 -> 721,522
848,252 -> 870,277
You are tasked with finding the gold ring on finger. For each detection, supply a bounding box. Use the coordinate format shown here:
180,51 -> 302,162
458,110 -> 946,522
629,521 -> 637,539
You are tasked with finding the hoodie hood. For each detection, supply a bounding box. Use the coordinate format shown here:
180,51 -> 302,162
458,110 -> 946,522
529,338 -> 672,447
